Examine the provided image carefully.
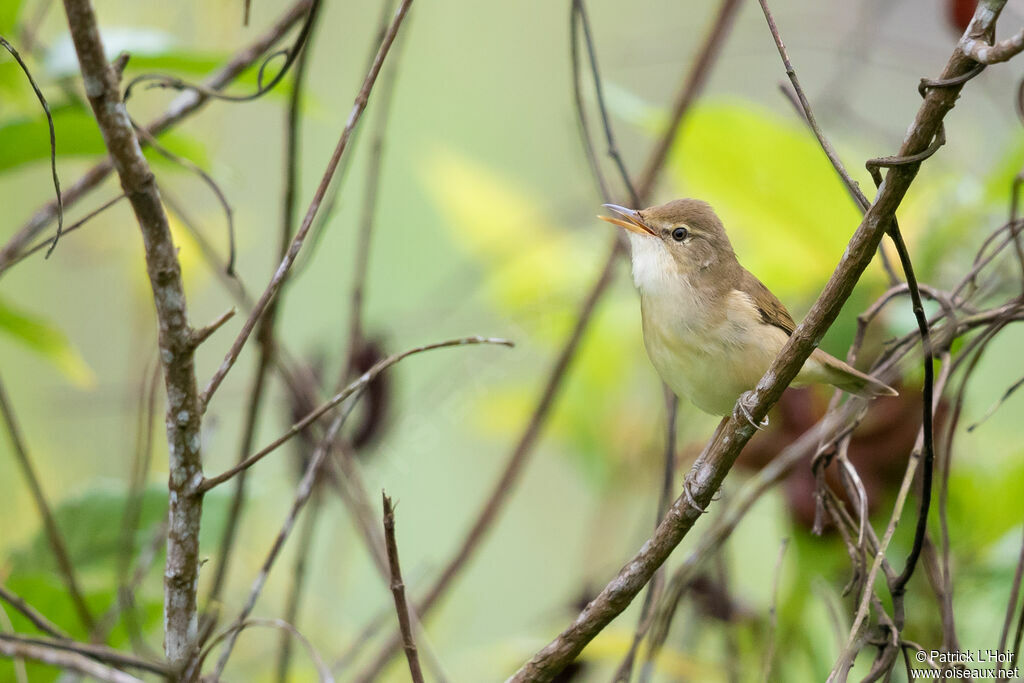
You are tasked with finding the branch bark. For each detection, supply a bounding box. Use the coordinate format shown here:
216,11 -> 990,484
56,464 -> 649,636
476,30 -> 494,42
507,2 -> 1012,679
60,0 -> 204,672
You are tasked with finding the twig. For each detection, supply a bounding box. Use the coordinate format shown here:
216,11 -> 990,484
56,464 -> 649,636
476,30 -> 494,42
635,0 -> 742,199
344,0 -> 402,376
0,36 -> 63,256
0,375 -> 94,630
509,2 -> 1004,677
571,0 -> 638,205
999,526 -> 1024,660
2,194 -> 125,270
200,619 -> 334,683
961,26 -> 1024,64
354,2 -> 741,675
0,584 -> 71,641
130,121 -> 237,274
199,0 -> 415,409
0,0 -> 314,273
198,336 -> 511,494
0,638 -> 143,683
0,633 -> 167,677
757,0 -> 900,285
274,492 -> 321,683
60,0 -> 204,668
760,538 -> 789,683
123,0 -> 321,104
382,493 -> 425,683
206,335 -> 506,679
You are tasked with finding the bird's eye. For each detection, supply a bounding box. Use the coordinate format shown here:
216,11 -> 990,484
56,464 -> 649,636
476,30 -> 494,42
671,227 -> 688,241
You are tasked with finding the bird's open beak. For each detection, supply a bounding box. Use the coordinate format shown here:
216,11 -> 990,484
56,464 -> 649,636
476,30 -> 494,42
597,204 -> 656,236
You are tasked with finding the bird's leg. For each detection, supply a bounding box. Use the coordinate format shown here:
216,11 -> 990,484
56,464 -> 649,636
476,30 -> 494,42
734,390 -> 769,431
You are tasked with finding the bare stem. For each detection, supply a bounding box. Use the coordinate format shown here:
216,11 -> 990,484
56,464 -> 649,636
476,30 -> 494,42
382,493 -> 425,683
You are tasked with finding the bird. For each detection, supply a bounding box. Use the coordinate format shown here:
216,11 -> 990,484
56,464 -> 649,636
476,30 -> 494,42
598,199 -> 896,425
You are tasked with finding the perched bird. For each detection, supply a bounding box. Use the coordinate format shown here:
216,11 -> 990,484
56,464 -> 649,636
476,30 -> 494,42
599,199 -> 896,423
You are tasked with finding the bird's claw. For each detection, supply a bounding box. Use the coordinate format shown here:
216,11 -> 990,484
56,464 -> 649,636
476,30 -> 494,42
683,476 -> 707,514
734,391 -> 769,431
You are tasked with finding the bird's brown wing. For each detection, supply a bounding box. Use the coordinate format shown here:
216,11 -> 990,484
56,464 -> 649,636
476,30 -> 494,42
740,270 -> 797,336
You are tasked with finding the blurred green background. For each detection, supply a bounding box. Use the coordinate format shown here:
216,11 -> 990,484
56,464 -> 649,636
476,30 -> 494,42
2,0 -> 1024,680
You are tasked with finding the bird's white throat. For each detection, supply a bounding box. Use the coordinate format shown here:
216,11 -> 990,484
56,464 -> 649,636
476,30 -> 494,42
627,233 -> 677,294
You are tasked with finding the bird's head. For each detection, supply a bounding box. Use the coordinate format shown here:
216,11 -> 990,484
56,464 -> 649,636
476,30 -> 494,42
598,199 -> 736,286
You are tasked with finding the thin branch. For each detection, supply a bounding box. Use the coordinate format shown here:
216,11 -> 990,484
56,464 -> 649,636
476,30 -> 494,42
0,36 -> 63,256
757,0 -> 900,285
0,633 -> 167,677
198,336 -> 512,494
199,0 -> 415,409
123,0 -> 320,104
0,638 -> 143,683
60,0 -> 204,669
0,375 -> 94,630
204,335 -> 507,679
200,619 -> 334,683
508,2 -> 1004,677
382,493 -> 425,683
0,584 -> 71,641
961,26 -> 1024,64
0,0 -> 314,273
635,0 -> 742,199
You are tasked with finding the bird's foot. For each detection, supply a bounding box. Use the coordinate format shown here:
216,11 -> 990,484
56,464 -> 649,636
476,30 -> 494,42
682,476 -> 707,514
734,391 -> 769,431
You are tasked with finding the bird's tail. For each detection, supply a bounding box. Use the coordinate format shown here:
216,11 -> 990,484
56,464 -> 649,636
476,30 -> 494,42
811,350 -> 898,399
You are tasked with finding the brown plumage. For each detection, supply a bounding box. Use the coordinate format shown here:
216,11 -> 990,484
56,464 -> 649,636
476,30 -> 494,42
599,199 -> 897,417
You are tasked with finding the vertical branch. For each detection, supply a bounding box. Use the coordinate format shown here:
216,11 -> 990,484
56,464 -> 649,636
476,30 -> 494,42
59,0 -> 204,670
0,376 -> 94,630
382,494 -> 424,683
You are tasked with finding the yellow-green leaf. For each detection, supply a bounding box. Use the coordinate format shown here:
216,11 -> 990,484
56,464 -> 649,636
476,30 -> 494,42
0,297 -> 95,387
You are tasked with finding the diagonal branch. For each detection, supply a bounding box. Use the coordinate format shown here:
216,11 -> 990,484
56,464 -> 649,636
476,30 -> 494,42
507,2 -> 1013,680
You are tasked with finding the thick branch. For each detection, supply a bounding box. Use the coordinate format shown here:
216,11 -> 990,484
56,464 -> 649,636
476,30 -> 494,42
60,0 -> 204,671
508,2 -> 1007,680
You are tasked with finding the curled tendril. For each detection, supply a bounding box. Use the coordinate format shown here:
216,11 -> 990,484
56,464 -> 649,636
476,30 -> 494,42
0,36 -> 64,258
122,0 -> 320,104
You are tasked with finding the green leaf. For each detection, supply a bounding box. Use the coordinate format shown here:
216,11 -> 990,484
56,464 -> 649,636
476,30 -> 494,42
0,102 -> 210,172
8,484 -> 234,576
668,100 -> 882,299
0,0 -> 22,36
0,296 -> 95,387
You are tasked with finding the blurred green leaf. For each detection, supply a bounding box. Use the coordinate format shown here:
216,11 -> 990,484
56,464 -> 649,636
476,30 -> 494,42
0,0 -> 22,36
668,100 -> 884,299
0,102 -> 209,172
8,484 -> 233,576
0,296 -> 95,387
8,487 -> 167,574
947,452 -> 1024,552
